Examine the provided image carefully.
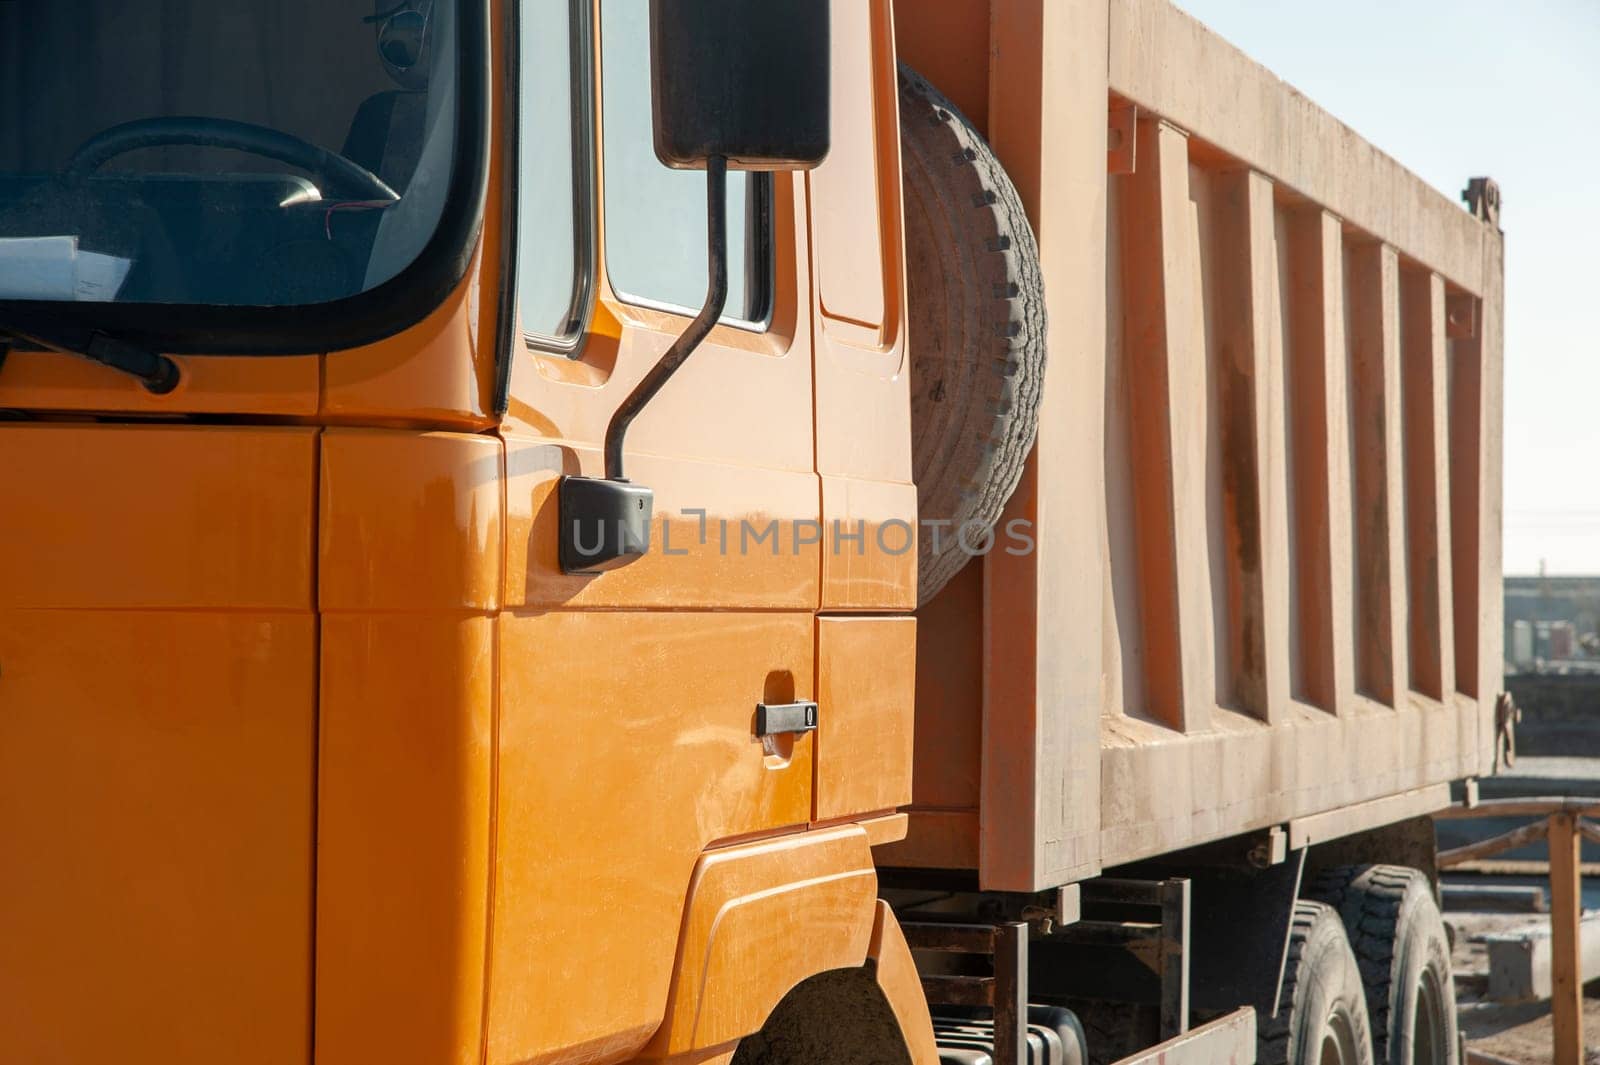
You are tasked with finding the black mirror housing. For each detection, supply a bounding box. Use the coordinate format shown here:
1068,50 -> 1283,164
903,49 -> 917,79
558,476 -> 654,574
650,0 -> 830,171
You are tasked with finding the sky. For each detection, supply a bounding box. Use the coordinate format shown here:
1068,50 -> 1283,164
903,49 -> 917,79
1174,0 -> 1600,576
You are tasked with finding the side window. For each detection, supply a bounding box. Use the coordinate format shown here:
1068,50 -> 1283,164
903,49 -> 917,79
598,0 -> 772,326
517,0 -> 593,347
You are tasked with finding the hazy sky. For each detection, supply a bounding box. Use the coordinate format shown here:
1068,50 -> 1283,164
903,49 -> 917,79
1174,1 -> 1600,576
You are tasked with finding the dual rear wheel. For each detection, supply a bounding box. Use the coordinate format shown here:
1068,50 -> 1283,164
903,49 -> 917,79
1263,866 -> 1457,1065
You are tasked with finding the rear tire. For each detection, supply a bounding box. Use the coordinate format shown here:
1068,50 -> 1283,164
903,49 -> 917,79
1259,901 -> 1375,1065
1312,866 -> 1458,1065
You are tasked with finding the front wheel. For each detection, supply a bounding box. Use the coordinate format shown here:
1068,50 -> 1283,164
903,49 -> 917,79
1260,900 -> 1376,1065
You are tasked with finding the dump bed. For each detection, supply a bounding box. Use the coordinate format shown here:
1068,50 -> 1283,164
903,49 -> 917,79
887,0 -> 1504,890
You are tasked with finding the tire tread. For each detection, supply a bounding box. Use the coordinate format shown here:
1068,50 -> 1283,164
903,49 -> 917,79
1309,864 -> 1456,1065
897,64 -> 1047,605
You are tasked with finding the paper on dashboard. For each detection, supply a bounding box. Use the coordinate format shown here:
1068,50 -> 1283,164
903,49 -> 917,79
0,235 -> 133,301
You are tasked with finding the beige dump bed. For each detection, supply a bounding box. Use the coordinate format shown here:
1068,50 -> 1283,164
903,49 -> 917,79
889,0 -> 1504,890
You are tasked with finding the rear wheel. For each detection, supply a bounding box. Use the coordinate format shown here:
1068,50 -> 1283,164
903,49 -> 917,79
1312,866 -> 1458,1065
1259,901 -> 1375,1065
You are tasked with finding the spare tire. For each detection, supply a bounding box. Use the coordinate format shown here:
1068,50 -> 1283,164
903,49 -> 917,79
899,64 -> 1047,606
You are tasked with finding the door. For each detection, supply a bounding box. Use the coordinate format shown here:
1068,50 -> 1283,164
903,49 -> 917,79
487,2 -> 820,1063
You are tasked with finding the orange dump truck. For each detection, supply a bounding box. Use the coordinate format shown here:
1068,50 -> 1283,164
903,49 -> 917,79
0,3 -> 1502,1065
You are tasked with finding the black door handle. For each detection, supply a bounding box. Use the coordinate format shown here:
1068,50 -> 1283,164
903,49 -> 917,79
755,701 -> 819,737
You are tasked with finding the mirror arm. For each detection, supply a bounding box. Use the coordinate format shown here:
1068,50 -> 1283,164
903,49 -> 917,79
603,155 -> 729,482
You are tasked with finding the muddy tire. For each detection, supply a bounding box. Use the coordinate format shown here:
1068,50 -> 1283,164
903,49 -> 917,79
1312,866 -> 1458,1065
1259,901 -> 1376,1065
897,64 -> 1047,606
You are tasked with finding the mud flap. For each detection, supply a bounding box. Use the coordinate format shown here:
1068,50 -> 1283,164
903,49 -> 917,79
1187,856 -> 1305,1019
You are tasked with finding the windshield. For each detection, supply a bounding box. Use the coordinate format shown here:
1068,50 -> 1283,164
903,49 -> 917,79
0,0 -> 460,309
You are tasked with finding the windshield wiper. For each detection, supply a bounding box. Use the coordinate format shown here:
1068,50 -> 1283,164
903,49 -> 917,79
0,319 -> 179,394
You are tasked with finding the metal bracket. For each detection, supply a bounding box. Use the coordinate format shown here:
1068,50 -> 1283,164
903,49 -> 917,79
903,921 -> 1029,1065
1248,826 -> 1289,869
1462,176 -> 1501,226
1066,878 -> 1191,1040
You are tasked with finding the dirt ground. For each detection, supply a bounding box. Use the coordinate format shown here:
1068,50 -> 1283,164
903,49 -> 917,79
1449,910 -> 1600,1064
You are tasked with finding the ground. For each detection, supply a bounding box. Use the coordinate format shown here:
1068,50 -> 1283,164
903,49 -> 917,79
1443,753 -> 1600,1063
1450,909 -> 1600,1064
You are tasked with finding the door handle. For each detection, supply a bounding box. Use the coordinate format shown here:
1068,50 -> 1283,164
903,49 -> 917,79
755,701 -> 819,737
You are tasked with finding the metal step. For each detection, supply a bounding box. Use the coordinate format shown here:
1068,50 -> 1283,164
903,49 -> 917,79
932,1006 -> 1087,1065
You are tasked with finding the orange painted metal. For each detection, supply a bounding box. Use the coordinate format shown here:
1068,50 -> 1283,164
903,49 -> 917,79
867,901 -> 943,1065
0,3 -> 1510,1064
819,476 -> 918,612
0,425 -> 317,609
641,825 -> 880,1057
502,442 -> 821,611
913,561 -> 984,811
0,611 -> 317,1064
816,616 -> 917,823
315,431 -> 502,1065
318,429 -> 504,613
810,0 -> 916,612
477,9 -> 921,1058
317,613 -> 496,1065
0,425 -> 317,1063
859,811 -> 912,848
488,609 -> 816,1065
0,351 -> 321,417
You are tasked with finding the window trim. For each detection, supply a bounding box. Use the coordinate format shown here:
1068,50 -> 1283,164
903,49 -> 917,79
514,0 -> 598,359
0,0 -> 491,357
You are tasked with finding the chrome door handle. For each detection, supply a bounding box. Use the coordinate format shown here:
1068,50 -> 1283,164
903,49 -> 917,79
755,701 -> 818,737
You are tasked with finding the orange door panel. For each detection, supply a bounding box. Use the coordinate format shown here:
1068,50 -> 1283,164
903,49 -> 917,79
317,613 -> 494,1065
0,612 -> 316,1065
816,616 -> 917,823
314,429 -> 502,1065
488,610 -> 815,1065
0,424 -> 317,1065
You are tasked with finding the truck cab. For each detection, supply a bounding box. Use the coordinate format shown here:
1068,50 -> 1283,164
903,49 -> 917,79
2,2 -> 923,1063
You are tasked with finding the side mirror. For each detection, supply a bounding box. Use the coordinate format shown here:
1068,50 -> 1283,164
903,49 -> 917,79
651,0 -> 831,172
559,0 -> 831,574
